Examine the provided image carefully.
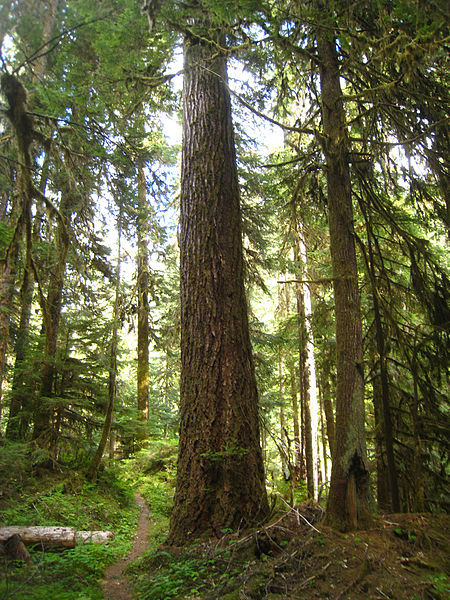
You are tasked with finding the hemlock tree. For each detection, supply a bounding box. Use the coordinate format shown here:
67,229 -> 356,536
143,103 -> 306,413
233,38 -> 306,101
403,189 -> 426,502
316,18 -> 370,529
167,19 -> 269,544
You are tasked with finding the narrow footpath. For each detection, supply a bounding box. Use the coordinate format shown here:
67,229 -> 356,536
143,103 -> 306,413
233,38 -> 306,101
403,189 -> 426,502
102,493 -> 150,600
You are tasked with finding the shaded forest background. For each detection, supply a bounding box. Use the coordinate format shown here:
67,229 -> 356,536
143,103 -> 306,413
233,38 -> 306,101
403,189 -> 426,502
0,0 -> 448,534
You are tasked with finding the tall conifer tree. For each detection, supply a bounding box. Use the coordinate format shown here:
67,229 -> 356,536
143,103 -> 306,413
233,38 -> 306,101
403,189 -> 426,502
168,17 -> 269,544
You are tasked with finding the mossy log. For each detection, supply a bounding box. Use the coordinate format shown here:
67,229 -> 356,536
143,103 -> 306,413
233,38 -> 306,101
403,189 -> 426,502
0,526 -> 114,547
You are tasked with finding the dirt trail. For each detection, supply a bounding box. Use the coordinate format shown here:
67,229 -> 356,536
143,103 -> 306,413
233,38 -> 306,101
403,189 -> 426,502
102,493 -> 150,600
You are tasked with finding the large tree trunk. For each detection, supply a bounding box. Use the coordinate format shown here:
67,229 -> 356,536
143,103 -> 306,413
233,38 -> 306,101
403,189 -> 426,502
6,162 -> 48,440
136,162 -> 149,439
317,25 -> 370,530
4,0 -> 58,432
168,30 -> 269,545
0,74 -> 34,421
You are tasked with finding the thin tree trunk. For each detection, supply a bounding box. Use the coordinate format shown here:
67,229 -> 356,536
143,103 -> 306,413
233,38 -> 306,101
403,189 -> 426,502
316,22 -> 369,529
364,214 -> 400,512
289,363 -> 302,481
321,370 -> 335,461
87,217 -> 122,481
278,350 -> 289,481
411,350 -> 424,512
292,209 -> 319,500
136,162 -> 149,440
280,405 -> 289,480
32,188 -> 71,448
168,28 -> 268,544
319,386 -> 328,483
372,374 -> 390,512
278,285 -> 289,480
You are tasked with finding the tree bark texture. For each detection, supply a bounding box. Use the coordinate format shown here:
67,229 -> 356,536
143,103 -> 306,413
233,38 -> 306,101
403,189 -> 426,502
317,26 -> 370,529
168,33 -> 268,544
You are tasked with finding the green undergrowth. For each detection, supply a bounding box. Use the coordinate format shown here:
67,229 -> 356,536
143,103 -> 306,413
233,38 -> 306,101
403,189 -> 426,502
0,453 -> 139,600
118,440 -> 177,549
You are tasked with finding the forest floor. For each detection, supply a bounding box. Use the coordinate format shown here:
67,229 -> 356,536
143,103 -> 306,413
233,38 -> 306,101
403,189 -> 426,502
126,445 -> 450,600
1,442 -> 448,600
102,493 -> 150,600
134,503 -> 450,600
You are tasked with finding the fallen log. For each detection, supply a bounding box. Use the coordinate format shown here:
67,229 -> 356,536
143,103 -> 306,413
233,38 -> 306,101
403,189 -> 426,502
0,526 -> 114,548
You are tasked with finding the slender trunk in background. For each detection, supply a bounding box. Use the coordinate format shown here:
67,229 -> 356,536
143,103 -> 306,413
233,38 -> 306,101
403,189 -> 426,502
319,387 -> 328,483
278,284 -> 289,480
292,206 -> 319,500
321,370 -> 335,461
136,162 -> 149,440
289,363 -> 302,481
87,216 -> 122,481
411,351 -> 424,512
279,350 -> 289,481
317,21 -> 370,529
168,29 -> 268,544
372,375 -> 390,512
364,213 -> 400,512
163,352 -> 170,438
32,189 -> 71,449
295,279 -> 307,483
